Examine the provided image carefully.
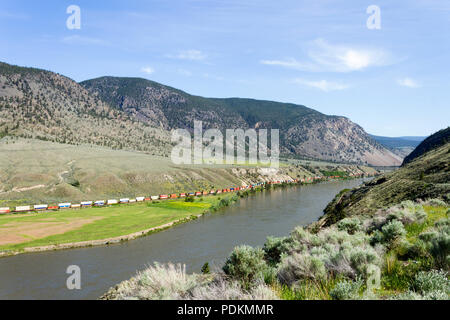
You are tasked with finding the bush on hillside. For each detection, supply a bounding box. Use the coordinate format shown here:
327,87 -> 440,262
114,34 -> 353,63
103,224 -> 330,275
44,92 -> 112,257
413,270 -> 449,294
337,218 -> 362,235
330,278 -> 363,300
263,236 -> 294,266
424,199 -> 447,207
371,220 -> 406,246
278,226 -> 383,284
223,245 -> 273,288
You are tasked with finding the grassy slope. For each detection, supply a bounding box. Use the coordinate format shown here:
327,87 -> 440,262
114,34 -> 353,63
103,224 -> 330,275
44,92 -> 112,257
0,137 -> 376,206
101,134 -> 450,300
102,201 -> 449,300
321,142 -> 450,226
403,127 -> 450,165
278,203 -> 449,300
0,195 -> 233,253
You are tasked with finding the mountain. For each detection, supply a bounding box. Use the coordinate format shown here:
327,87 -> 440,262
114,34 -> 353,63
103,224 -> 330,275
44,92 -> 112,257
321,129 -> 450,226
370,135 -> 425,149
370,135 -> 425,159
403,127 -> 450,165
0,62 -> 170,155
0,62 -> 402,165
81,76 -> 402,166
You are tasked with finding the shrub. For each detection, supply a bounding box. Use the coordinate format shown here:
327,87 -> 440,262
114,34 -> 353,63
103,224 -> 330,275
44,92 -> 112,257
401,200 -> 416,211
404,239 -> 429,259
420,230 -> 450,269
103,263 -> 205,300
387,206 -> 426,225
383,220 -> 406,242
137,263 -> 203,299
435,218 -> 450,229
413,270 -> 449,294
392,289 -> 448,300
223,245 -> 272,288
337,218 -> 362,235
422,290 -> 448,300
277,253 -> 327,285
187,277 -> 278,300
263,236 -> 293,266
424,199 -> 447,207
372,220 -> 406,246
330,278 -> 363,300
201,263 -> 210,275
185,196 -> 195,203
284,226 -> 382,282
391,291 -> 423,300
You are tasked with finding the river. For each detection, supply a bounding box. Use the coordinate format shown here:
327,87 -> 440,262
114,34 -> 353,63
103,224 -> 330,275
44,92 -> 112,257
0,179 -> 366,300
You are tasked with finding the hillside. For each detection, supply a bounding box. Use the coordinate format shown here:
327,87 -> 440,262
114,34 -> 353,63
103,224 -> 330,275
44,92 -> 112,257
102,200 -> 449,300
0,61 -> 402,166
370,135 -> 424,149
101,136 -> 450,301
0,137 -> 377,206
321,130 -> 450,226
370,135 -> 425,159
0,62 -> 170,155
81,76 -> 402,166
403,127 -> 450,165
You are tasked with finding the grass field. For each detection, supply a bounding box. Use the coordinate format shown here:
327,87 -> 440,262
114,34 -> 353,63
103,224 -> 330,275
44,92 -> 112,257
0,195 -> 234,254
0,138 -> 376,207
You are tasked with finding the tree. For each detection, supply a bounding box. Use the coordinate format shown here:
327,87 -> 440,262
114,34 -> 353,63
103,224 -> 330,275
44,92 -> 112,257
201,262 -> 210,274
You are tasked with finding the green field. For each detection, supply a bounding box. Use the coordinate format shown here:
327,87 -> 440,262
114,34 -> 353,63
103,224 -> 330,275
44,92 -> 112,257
0,138 -> 259,206
0,137 -> 376,207
0,195 -> 235,254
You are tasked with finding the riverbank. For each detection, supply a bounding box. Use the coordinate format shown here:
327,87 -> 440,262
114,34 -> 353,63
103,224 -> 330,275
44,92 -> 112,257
0,194 -> 239,257
0,138 -> 379,207
0,178 -> 371,299
0,177 -> 373,258
102,200 -> 449,300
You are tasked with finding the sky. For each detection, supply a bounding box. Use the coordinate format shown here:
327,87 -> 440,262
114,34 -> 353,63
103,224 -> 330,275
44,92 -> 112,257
0,0 -> 449,137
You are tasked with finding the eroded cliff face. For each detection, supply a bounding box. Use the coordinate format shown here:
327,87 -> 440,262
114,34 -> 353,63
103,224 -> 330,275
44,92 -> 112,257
285,117 -> 403,166
1,61 -> 402,166
81,76 -> 402,166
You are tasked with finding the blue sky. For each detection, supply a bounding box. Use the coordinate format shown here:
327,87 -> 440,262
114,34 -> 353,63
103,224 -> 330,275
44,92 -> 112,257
1,0 -> 449,137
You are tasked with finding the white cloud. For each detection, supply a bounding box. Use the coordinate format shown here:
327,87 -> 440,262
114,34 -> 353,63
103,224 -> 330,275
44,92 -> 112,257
62,35 -> 109,46
261,58 -> 313,70
166,50 -> 207,61
141,67 -> 155,75
397,77 -> 420,88
177,69 -> 192,76
293,78 -> 350,92
261,39 -> 392,73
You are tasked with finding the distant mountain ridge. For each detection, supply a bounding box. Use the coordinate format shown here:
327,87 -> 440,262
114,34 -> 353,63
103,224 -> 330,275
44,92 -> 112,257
81,76 -> 402,166
0,62 -> 169,155
0,62 -> 402,166
370,135 -> 426,159
370,135 -> 425,149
